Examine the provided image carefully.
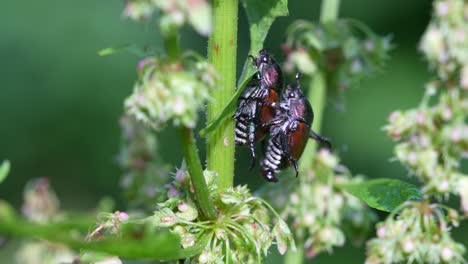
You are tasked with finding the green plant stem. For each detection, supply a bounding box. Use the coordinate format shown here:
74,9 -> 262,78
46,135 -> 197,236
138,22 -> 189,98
164,32 -> 216,220
179,127 -> 217,220
287,0 -> 340,263
207,0 -> 238,189
285,246 -> 304,263
164,31 -> 180,60
299,72 -> 327,171
320,0 -> 340,23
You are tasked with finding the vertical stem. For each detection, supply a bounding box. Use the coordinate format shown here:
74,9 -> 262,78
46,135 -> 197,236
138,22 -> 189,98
286,1 -> 340,263
320,0 -> 340,23
299,72 -> 327,171
179,127 -> 217,220
207,0 -> 238,189
285,246 -> 304,263
165,32 -> 216,220
164,32 -> 180,59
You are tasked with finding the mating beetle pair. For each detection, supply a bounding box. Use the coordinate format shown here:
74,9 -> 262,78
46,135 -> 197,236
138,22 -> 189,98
234,49 -> 331,182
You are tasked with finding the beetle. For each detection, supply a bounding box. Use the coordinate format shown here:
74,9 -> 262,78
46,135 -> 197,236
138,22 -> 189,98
234,49 -> 284,168
260,73 -> 331,182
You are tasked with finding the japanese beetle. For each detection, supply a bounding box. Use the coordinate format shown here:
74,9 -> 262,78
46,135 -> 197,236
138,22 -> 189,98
260,73 -> 331,182
234,49 -> 284,168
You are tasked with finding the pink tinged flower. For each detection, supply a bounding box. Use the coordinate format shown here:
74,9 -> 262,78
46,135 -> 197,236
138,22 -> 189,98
408,152 -> 418,165
306,247 -> 318,259
117,212 -> 129,221
450,128 -> 461,142
389,111 -> 400,123
161,215 -> 175,223
178,202 -> 189,212
175,168 -> 186,183
437,179 -> 450,193
377,225 -> 386,238
441,245 -> 454,261
435,1 -> 449,17
402,238 -> 415,253
415,112 -> 425,125
442,107 -> 452,120
137,57 -> 155,72
167,186 -> 180,198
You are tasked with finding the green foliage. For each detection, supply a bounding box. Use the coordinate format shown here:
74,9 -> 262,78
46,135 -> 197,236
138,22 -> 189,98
0,201 -> 206,260
241,0 -> 288,54
0,160 -> 10,184
336,179 -> 423,212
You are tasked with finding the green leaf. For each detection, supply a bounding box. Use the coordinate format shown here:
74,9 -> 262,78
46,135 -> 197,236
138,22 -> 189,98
0,201 -> 207,260
336,179 -> 422,212
199,0 -> 288,136
98,44 -> 157,57
0,160 -> 10,184
199,71 -> 255,136
241,0 -> 289,54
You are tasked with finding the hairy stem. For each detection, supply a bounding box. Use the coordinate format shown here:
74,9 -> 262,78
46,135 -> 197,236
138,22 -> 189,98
207,0 -> 238,189
179,127 -> 217,220
165,32 -> 216,220
287,0 -> 340,263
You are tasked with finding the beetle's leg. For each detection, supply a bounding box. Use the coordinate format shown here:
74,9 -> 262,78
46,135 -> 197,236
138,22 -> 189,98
260,118 -> 283,128
248,121 -> 257,170
309,130 -> 332,150
279,132 -> 299,178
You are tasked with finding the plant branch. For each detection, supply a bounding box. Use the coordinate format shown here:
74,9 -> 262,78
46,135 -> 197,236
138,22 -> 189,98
207,0 -> 238,189
320,0 -> 340,23
288,0 -> 340,263
179,127 -> 217,220
299,72 -> 327,171
164,32 -> 216,220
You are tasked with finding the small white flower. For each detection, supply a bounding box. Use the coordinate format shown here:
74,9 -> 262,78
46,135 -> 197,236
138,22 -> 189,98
377,225 -> 386,238
402,238 -> 415,253
441,245 -> 454,261
435,1 -> 449,17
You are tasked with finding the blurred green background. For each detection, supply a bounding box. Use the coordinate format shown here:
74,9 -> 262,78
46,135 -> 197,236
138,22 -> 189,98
0,0 -> 466,263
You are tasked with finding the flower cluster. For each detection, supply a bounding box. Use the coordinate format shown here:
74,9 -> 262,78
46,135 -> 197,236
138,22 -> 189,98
16,178 -> 75,264
283,19 -> 391,90
385,0 -> 468,202
420,0 -> 468,86
262,150 -> 375,258
117,115 -> 171,209
386,90 -> 468,197
152,169 -> 295,263
368,1 -> 468,263
366,202 -> 465,264
123,0 -> 212,36
125,56 -> 217,130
